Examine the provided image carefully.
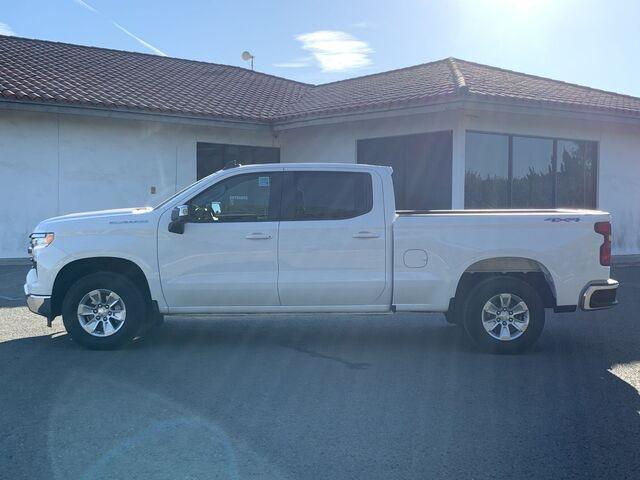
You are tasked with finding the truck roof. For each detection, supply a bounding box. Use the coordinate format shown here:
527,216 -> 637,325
231,162 -> 393,174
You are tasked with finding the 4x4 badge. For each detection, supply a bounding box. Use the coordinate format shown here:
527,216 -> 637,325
544,217 -> 580,222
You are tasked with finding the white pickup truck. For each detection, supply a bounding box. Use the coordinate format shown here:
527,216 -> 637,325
25,163 -> 618,353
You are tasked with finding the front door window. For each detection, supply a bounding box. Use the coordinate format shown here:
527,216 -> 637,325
189,172 -> 280,223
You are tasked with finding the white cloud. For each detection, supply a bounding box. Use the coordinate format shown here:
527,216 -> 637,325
72,0 -> 167,56
273,62 -> 308,68
273,56 -> 313,68
0,21 -> 15,36
296,30 -> 372,72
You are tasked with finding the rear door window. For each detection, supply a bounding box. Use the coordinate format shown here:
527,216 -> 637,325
282,171 -> 373,221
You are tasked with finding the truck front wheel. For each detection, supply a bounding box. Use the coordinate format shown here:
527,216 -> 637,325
462,276 -> 545,354
62,272 -> 146,350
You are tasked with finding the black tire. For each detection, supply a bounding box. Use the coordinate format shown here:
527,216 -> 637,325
462,276 -> 545,354
62,271 -> 146,350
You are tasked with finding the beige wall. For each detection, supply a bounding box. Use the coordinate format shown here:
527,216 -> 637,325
2,105 -> 639,258
0,109 -> 275,258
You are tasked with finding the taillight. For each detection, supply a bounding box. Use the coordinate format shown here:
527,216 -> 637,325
594,221 -> 612,266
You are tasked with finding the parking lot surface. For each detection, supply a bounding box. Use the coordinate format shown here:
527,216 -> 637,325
1,265 -> 639,479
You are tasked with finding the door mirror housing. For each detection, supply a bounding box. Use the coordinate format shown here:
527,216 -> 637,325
168,205 -> 189,234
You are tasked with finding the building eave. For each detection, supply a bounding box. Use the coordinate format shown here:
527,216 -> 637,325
273,95 -> 640,131
0,99 -> 273,131
463,96 -> 640,127
272,99 -> 466,130
2,94 -> 640,133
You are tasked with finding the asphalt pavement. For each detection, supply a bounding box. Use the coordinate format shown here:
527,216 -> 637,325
1,265 -> 638,479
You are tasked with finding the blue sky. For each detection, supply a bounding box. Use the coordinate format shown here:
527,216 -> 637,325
1,0 -> 639,96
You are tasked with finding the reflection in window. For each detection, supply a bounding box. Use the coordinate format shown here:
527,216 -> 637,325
189,173 -> 278,223
282,171 -> 373,221
556,140 -> 597,208
196,142 -> 280,180
465,132 -> 597,209
465,132 -> 509,208
511,136 -> 554,208
357,131 -> 453,210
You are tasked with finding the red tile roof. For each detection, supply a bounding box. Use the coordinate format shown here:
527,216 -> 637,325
0,35 -> 311,122
277,59 -> 460,120
1,35 -> 640,123
454,58 -> 640,117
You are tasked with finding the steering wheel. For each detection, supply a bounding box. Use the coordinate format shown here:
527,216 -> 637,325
191,204 -> 217,222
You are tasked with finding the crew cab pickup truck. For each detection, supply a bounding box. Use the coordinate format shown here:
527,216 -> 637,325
24,163 -> 619,353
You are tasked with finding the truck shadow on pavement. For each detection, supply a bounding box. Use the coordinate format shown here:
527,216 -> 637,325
1,267 -> 639,479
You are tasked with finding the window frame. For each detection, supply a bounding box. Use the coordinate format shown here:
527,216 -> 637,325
196,142 -> 281,180
280,170 -> 374,222
465,130 -> 599,209
187,171 -> 282,223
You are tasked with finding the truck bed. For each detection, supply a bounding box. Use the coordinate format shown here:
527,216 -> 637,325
391,208 -> 610,311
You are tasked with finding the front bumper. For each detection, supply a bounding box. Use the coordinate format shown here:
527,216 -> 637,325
26,294 -> 52,318
24,268 -> 52,318
580,279 -> 619,310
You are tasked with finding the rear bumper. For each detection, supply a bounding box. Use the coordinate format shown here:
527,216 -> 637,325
26,294 -> 52,318
580,279 -> 619,311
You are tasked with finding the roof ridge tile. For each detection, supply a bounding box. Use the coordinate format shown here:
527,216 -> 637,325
446,57 -> 469,94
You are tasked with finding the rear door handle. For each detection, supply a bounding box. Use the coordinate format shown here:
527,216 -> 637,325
352,231 -> 380,239
245,232 -> 272,240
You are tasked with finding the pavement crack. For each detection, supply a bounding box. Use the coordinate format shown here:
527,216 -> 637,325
279,343 -> 371,370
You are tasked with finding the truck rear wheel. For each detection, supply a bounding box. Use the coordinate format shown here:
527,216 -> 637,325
62,272 -> 146,350
462,276 -> 544,354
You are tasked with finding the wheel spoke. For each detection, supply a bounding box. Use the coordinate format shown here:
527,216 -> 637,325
110,310 -> 124,321
499,324 -> 511,340
102,319 -> 115,336
106,292 -> 120,308
483,319 -> 499,332
83,318 -> 99,333
512,302 -> 528,315
89,290 -> 102,305
513,318 -> 528,332
499,294 -> 511,308
484,302 -> 500,316
78,304 -> 95,316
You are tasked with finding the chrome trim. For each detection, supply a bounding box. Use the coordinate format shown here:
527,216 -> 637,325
26,295 -> 52,317
581,279 -> 619,310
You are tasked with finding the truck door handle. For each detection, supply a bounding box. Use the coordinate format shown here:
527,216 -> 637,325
245,232 -> 272,240
352,231 -> 380,239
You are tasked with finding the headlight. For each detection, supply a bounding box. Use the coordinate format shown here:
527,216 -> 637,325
28,233 -> 55,256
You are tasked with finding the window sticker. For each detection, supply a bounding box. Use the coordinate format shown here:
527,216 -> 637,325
258,176 -> 270,187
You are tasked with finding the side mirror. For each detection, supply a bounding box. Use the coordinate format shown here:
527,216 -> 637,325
168,205 -> 189,234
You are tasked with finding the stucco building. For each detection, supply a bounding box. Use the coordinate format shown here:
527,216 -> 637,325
1,35 -> 639,259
